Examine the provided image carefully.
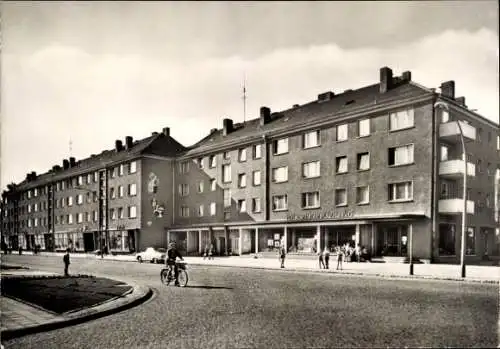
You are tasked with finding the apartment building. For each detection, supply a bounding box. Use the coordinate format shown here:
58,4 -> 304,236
1,128 -> 185,253
2,66 -> 499,263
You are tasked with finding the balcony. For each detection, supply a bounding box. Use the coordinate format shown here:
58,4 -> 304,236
439,121 -> 476,143
439,160 -> 476,179
438,199 -> 475,215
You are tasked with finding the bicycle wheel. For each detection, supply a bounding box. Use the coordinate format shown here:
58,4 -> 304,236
178,270 -> 188,287
160,269 -> 171,285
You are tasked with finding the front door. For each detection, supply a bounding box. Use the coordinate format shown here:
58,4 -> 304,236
83,232 -> 95,252
218,237 -> 226,256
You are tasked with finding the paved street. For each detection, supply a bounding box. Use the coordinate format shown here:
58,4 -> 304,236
1,255 -> 498,348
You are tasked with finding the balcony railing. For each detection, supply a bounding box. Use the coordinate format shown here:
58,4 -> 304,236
438,198 -> 475,215
439,121 -> 476,143
439,159 -> 475,178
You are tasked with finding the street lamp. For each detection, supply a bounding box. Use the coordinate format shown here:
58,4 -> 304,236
434,101 -> 467,278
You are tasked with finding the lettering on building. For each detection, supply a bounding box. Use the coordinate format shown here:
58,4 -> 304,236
286,210 -> 354,221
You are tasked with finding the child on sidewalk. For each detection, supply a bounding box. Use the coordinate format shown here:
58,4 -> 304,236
63,248 -> 71,276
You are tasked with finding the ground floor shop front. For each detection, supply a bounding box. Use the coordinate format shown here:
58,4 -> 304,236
167,217 -> 434,262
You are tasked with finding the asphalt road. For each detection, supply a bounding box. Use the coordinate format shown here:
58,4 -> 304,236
1,254 -> 498,348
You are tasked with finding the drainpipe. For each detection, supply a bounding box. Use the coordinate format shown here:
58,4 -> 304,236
431,95 -> 438,263
264,134 -> 270,221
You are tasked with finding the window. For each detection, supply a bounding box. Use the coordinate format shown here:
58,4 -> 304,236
210,202 -> 216,216
128,206 -> 137,218
28,190 -> 32,199
118,207 -> 124,219
357,153 -> 370,171
119,164 -> 124,176
222,164 -> 232,183
336,124 -> 348,142
179,184 -> 189,196
272,195 -> 288,211
77,194 -> 84,205
440,145 -> 449,161
335,189 -> 347,206
118,185 -> 124,197
56,182 -> 61,191
237,173 -> 247,188
77,213 -> 84,223
93,191 -> 98,202
303,161 -> 320,178
68,214 -> 73,224
34,218 -> 38,227
238,148 -> 247,162
223,189 -> 231,208
477,128 -> 482,142
110,167 -> 117,178
86,212 -> 91,222
60,198 -> 65,207
302,191 -> 320,209
129,161 -> 137,174
34,188 -> 38,197
388,181 -> 413,201
78,176 -> 84,186
254,144 -> 262,159
93,211 -> 98,222
198,158 -> 204,169
303,130 -> 320,148
110,187 -> 116,199
129,183 -> 137,196
180,161 -> 189,174
388,144 -> 414,166
210,179 -> 217,191
195,205 -> 203,217
86,192 -> 92,203
336,156 -> 348,174
497,135 -> 500,150
356,186 -> 370,204
358,119 -> 370,137
273,138 -> 288,155
94,172 -> 98,182
486,193 -> 491,208
209,155 -> 217,168
253,170 -> 261,186
466,227 -> 475,255
68,196 -> 73,206
252,198 -> 262,213
390,109 -> 414,131
238,199 -> 246,213
223,151 -> 230,160
477,159 -> 482,173
28,204 -> 31,213
87,173 -> 92,184
197,181 -> 204,193
272,166 -> 288,183
34,203 -> 38,212
180,206 -> 190,217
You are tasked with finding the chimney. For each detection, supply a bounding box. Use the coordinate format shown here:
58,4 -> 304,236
223,118 -> 234,136
260,106 -> 271,126
125,136 -> 133,149
440,81 -> 455,99
26,173 -> 31,181
455,96 -> 466,107
380,67 -> 393,93
69,157 -> 76,167
63,159 -> 70,170
293,104 -> 300,108
317,91 -> 335,102
162,127 -> 170,137
115,140 -> 123,151
210,128 -> 218,134
151,132 -> 159,136
402,71 -> 412,81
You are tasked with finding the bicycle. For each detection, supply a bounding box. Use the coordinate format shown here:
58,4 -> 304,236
160,260 -> 188,287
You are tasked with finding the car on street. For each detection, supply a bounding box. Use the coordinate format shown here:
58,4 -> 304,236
136,247 -> 166,263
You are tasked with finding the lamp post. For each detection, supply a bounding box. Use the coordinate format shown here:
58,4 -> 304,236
434,101 -> 467,278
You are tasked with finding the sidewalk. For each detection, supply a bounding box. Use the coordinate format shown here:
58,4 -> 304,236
0,268 -> 152,340
4,251 -> 499,283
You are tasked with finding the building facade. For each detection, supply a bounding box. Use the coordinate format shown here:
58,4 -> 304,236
2,67 -> 499,263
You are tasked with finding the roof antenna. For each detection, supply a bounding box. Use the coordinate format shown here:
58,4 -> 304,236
69,137 -> 73,157
242,73 -> 247,123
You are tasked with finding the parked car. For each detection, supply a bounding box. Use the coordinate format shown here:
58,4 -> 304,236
136,247 -> 166,264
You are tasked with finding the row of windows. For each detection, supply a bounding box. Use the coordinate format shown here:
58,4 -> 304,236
21,161 -> 137,200
179,109 -> 416,173
178,181 -> 414,218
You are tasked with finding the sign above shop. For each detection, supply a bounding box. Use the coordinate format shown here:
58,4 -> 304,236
287,210 -> 354,221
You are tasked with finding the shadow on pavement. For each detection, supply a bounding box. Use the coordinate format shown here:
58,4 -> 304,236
185,285 -> 233,290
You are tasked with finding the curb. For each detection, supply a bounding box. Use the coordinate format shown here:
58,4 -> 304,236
1,277 -> 153,341
187,262 -> 500,284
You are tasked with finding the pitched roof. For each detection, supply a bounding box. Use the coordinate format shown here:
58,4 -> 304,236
182,79 -> 432,157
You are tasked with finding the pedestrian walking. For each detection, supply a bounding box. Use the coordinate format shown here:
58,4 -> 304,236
203,244 -> 209,260
318,250 -> 326,269
336,246 -> 343,270
279,245 -> 286,268
208,244 -> 214,260
355,244 -> 361,263
63,248 -> 71,276
323,247 -> 330,269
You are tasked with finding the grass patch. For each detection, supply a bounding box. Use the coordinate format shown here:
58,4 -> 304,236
1,277 -> 132,314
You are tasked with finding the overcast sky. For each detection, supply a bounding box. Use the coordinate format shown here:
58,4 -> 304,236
1,1 -> 498,188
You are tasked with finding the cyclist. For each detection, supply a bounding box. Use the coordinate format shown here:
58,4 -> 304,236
166,241 -> 184,286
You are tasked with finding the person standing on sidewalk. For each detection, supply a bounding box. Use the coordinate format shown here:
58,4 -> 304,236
279,245 -> 286,268
336,246 -> 343,270
63,248 -> 71,276
323,247 -> 330,269
318,250 -> 326,269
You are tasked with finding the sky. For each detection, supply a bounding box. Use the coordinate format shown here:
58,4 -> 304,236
1,1 -> 499,189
